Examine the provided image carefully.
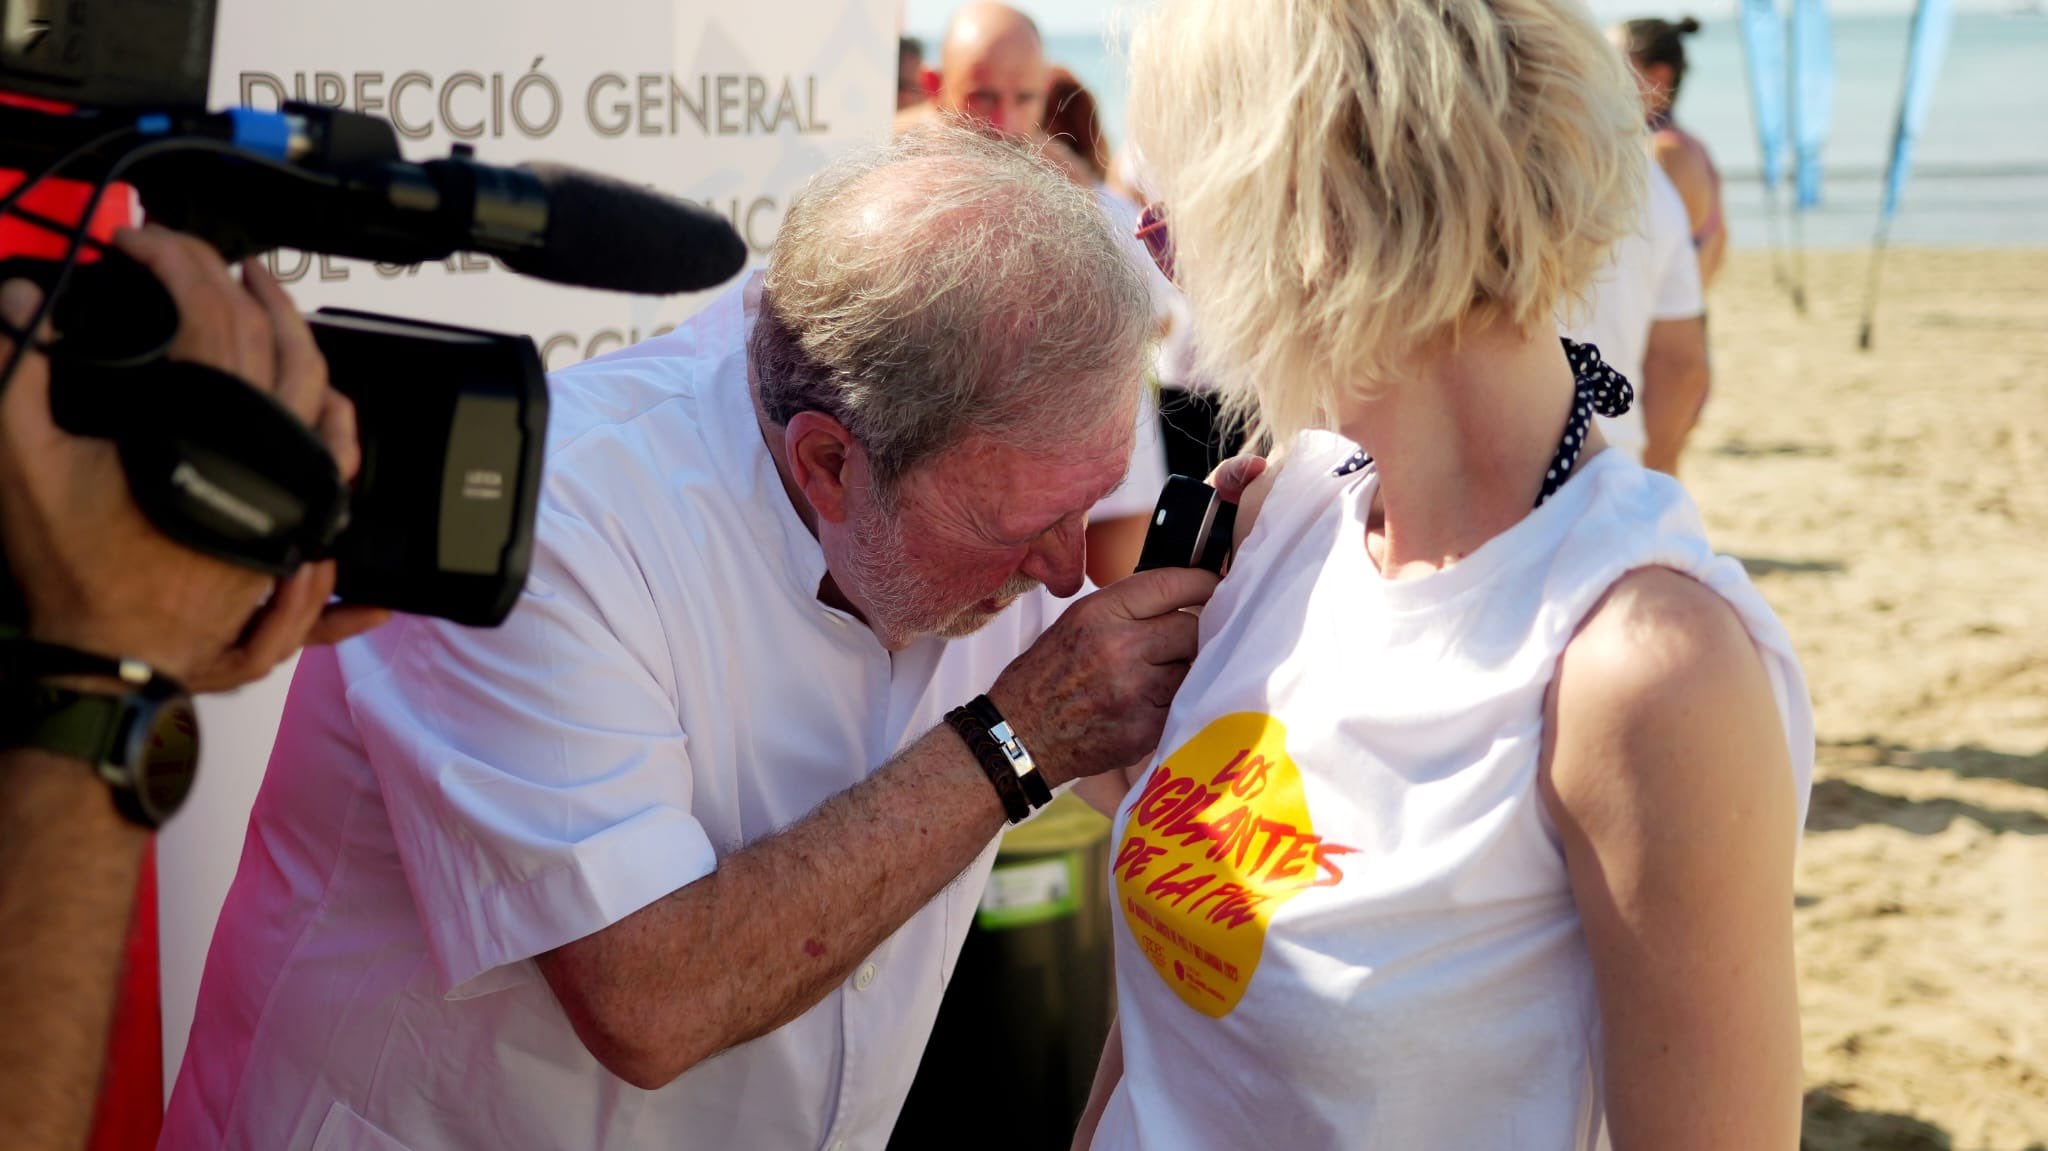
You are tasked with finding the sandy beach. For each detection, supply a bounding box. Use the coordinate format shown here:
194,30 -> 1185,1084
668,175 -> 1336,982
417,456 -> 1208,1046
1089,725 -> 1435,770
1685,248 -> 2048,1150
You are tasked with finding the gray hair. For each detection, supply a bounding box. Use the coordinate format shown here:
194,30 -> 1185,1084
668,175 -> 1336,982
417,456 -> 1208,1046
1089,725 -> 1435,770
752,124 -> 1153,486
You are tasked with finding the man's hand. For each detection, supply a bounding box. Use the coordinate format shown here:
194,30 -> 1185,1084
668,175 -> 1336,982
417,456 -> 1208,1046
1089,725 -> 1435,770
0,225 -> 387,690
0,225 -> 389,1151
989,565 -> 1219,786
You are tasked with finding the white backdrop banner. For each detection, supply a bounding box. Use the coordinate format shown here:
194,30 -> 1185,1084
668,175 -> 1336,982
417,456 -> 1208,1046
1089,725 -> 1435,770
158,0 -> 898,1093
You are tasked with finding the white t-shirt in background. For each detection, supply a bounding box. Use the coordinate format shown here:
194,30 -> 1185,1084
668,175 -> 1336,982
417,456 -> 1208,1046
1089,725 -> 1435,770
1564,159 -> 1704,462
161,278 -> 1074,1151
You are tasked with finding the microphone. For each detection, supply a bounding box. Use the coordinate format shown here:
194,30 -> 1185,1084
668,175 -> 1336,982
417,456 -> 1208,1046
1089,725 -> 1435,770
118,104 -> 750,296
495,162 -> 749,295
327,152 -> 749,295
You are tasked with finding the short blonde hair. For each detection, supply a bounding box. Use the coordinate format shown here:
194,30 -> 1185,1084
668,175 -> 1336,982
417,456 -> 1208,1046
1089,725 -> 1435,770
1129,0 -> 1644,444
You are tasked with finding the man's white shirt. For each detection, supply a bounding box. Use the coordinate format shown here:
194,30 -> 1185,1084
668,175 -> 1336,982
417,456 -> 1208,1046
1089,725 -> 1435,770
1564,157 -> 1705,462
160,277 -> 1077,1151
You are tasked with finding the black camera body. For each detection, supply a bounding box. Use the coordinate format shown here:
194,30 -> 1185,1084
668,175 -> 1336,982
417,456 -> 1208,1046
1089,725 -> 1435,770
0,0 -> 740,628
311,310 -> 548,627
0,0 -> 548,627
1,0 -> 215,108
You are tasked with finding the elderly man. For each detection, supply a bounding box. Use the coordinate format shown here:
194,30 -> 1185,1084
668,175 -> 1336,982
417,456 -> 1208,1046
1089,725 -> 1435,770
160,127 -> 1211,1151
900,2 -> 1176,583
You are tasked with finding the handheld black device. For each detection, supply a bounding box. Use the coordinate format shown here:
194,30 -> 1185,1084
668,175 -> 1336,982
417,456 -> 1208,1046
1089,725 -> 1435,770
1134,474 -> 1238,575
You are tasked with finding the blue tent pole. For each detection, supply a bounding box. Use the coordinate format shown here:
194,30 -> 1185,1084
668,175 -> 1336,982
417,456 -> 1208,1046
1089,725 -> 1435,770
1766,187 -> 1787,293
1788,0 -> 1833,315
1787,8 -> 1806,313
1860,0 -> 1956,350
1791,198 -> 1806,314
1737,0 -> 1790,293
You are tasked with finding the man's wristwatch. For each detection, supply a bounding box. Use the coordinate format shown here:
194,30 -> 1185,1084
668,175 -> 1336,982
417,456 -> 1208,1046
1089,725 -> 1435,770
0,640 -> 201,829
946,694 -> 1053,823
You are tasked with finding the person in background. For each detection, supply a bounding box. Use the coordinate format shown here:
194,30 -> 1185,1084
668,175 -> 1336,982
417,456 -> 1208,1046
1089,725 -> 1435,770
896,3 -> 1061,153
899,3 -> 1173,584
898,36 -> 928,112
1114,151 -> 1243,485
1565,156 -> 1711,475
1077,0 -> 1813,1146
1616,16 -> 1728,287
1045,67 -> 1110,184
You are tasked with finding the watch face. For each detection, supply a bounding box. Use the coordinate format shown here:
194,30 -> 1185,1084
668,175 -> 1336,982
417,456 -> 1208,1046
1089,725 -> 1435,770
135,696 -> 200,824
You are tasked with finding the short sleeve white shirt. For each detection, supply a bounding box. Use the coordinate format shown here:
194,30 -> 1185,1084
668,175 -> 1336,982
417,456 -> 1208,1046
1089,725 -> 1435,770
1563,159 -> 1705,461
161,277 -> 1071,1151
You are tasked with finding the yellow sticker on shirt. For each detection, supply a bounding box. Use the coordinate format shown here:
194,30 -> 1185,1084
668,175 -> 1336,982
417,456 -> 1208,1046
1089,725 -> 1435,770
1114,712 -> 1358,1018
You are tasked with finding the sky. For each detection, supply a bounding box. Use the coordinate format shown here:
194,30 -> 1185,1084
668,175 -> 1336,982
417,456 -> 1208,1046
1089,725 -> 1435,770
902,0 -> 2003,37
902,0 -> 1142,35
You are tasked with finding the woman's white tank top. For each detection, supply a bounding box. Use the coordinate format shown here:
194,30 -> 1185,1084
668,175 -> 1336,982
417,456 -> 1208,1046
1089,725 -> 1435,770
1093,434 -> 1814,1150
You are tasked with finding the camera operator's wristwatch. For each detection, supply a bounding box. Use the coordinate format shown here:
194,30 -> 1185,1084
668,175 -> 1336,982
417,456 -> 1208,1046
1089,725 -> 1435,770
0,641 -> 200,829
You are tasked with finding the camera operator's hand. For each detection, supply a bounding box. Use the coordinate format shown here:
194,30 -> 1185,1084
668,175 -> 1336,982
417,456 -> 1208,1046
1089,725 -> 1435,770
0,226 -> 388,692
986,565 -> 1219,787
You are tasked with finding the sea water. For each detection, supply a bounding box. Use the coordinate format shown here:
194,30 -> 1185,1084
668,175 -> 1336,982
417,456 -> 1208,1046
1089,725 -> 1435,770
912,11 -> 2048,249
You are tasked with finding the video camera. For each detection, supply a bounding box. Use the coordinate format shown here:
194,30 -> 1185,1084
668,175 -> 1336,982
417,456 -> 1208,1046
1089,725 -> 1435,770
0,0 -> 748,626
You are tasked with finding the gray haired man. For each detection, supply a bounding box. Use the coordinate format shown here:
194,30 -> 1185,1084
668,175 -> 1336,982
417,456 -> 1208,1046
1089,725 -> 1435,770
160,126 -> 1213,1151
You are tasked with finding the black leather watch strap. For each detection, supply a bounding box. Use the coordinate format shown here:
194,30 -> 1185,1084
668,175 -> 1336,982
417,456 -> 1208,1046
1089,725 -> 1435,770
2,684 -> 127,766
1,640 -> 198,828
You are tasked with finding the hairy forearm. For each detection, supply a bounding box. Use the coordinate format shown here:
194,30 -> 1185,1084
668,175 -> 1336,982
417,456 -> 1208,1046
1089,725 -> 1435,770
0,750 -> 148,1150
541,725 -> 1007,1088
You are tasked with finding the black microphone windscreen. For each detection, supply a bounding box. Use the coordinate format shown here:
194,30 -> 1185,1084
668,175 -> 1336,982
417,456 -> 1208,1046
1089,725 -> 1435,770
505,163 -> 749,295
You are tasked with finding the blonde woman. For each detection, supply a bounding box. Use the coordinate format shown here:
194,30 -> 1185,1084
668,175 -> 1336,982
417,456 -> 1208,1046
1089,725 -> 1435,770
1075,0 -> 1814,1147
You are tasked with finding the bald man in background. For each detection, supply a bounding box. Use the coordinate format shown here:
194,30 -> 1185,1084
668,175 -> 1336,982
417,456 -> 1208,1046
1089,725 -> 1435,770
895,3 -> 1085,176
898,2 -> 1173,583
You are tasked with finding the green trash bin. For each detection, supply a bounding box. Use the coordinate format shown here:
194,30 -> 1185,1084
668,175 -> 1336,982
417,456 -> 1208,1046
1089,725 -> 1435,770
890,794 -> 1115,1151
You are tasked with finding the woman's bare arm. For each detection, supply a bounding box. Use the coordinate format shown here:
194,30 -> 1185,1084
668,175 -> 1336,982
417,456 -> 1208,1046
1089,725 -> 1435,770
1542,567 -> 1803,1151
1653,137 -> 1727,286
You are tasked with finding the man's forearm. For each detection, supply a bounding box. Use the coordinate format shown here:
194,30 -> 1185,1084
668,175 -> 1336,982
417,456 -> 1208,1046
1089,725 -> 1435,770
540,724 -> 1009,1089
0,750 -> 149,1150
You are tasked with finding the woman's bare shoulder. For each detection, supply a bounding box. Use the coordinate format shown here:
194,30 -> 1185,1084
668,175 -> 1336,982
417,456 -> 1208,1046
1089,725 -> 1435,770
1543,566 -> 1790,828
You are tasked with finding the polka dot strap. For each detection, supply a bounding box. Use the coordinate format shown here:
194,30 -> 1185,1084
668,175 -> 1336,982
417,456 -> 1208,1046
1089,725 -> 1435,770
1330,339 -> 1635,511
1537,338 -> 1633,508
